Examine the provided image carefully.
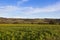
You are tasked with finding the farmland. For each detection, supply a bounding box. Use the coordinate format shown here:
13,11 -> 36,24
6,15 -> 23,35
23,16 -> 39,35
0,24 -> 60,40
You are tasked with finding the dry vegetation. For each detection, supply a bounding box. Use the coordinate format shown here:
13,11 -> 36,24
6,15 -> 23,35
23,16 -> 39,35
0,17 -> 60,24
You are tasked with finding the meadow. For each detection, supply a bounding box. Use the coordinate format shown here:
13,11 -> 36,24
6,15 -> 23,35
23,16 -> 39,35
0,24 -> 60,40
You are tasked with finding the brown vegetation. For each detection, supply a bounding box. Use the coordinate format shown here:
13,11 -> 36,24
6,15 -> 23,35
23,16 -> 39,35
0,17 -> 60,24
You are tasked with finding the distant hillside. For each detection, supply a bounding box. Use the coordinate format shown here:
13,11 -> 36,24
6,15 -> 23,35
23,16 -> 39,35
0,17 -> 60,24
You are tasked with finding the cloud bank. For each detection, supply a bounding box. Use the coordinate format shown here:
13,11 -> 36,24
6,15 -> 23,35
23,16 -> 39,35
0,1 -> 60,18
0,1 -> 60,14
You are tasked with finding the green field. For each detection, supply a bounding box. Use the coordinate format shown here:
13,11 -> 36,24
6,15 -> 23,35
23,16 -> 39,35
0,24 -> 60,40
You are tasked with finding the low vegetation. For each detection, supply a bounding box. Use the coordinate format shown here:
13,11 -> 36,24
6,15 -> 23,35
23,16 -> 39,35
0,17 -> 60,40
0,24 -> 60,40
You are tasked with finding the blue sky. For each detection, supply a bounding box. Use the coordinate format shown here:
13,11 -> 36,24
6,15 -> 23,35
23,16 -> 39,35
0,0 -> 60,18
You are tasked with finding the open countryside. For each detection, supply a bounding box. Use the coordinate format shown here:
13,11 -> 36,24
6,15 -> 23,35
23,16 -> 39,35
0,18 -> 60,40
0,0 -> 60,40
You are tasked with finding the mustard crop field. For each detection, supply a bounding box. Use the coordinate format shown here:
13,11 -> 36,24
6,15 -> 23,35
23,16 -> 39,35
0,24 -> 60,40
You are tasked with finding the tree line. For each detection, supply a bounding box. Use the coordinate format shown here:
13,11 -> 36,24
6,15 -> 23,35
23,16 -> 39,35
0,17 -> 60,24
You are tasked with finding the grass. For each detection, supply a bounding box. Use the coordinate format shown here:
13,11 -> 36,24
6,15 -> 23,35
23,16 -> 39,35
0,24 -> 60,40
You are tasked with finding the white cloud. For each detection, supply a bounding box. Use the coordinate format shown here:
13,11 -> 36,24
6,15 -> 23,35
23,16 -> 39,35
17,0 -> 29,6
0,1 -> 60,16
0,6 -> 19,14
21,2 -> 60,14
11,16 -> 27,18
